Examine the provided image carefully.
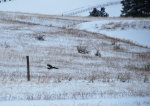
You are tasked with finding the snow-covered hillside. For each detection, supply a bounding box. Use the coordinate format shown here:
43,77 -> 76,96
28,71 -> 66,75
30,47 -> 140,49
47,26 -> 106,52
0,0 -> 122,17
0,1 -> 150,106
0,11 -> 150,106
76,20 -> 150,47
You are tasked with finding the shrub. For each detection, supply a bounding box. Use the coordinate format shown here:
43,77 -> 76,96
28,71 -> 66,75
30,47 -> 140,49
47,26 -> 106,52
99,7 -> 109,17
89,74 -> 97,83
113,45 -> 121,50
77,46 -> 89,54
144,75 -> 149,83
111,42 -> 116,45
0,42 -> 10,48
145,64 -> 150,71
36,35 -> 45,41
113,44 -> 124,52
117,73 -> 130,82
90,7 -> 109,17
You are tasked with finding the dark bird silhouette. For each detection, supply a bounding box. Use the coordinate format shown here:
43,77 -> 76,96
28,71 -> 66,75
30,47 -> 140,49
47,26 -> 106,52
47,64 -> 59,69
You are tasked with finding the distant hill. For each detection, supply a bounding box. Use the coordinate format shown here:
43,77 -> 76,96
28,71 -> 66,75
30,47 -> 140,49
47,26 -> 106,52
0,0 -> 122,17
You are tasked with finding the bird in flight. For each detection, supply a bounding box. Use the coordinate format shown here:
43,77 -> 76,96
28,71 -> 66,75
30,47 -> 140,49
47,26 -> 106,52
47,64 -> 59,69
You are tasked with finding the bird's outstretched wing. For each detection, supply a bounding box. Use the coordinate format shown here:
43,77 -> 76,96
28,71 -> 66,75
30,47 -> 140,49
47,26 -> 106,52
47,64 -> 52,67
47,64 -> 59,69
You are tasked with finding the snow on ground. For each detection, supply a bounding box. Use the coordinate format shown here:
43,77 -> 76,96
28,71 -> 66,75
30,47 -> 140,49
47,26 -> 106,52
0,0 -> 122,17
0,11 -> 150,106
0,1 -> 150,106
76,20 -> 150,47
0,97 -> 150,106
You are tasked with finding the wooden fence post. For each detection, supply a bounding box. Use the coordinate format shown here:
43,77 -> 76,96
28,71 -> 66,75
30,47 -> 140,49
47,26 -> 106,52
26,56 -> 30,81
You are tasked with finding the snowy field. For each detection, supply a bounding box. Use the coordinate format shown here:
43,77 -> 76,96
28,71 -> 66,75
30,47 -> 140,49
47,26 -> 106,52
0,0 -> 122,17
0,11 -> 150,106
1,97 -> 150,106
76,19 -> 150,47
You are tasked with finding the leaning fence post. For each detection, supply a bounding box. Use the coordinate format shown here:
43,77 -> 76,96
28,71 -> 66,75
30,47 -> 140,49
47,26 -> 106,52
26,56 -> 30,81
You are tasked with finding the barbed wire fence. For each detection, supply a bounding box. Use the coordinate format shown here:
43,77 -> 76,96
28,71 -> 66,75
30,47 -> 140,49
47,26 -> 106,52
63,1 -> 121,16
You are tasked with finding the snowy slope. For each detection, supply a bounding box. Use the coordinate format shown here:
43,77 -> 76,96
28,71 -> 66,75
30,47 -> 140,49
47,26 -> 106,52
0,0 -> 122,17
0,11 -> 150,106
76,20 -> 150,47
1,97 -> 150,106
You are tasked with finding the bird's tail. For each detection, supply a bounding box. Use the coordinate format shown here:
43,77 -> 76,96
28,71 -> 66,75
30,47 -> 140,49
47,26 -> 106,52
53,67 -> 59,69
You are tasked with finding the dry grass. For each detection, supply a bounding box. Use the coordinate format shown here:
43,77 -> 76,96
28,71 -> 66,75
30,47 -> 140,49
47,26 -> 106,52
17,15 -> 32,20
77,46 -> 89,54
113,45 -> 124,52
101,21 -> 150,30
0,11 -> 150,101
117,72 -> 131,82
144,64 -> 150,71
